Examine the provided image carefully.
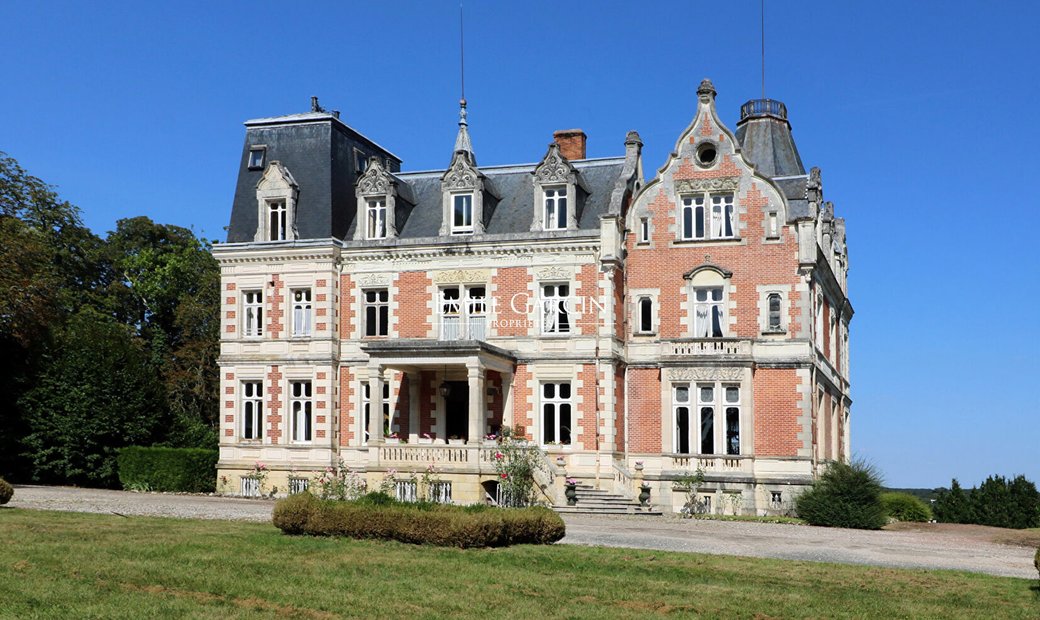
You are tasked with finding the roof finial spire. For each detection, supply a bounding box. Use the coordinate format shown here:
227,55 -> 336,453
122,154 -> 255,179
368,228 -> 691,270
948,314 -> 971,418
453,1 -> 475,163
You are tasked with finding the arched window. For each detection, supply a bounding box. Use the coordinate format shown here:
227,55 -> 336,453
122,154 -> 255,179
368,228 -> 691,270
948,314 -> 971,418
638,297 -> 653,333
767,293 -> 782,331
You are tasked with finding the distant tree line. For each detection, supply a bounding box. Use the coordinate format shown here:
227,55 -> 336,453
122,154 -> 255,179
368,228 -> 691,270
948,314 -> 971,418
0,151 -> 219,487
933,475 -> 1040,529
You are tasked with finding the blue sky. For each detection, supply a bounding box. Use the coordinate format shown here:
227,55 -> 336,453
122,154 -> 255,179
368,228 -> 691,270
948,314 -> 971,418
2,1 -> 1037,488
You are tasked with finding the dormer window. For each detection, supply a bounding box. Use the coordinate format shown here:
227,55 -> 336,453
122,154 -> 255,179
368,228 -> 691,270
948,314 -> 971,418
531,142 -> 581,232
248,146 -> 266,170
355,157 -> 399,241
268,200 -> 287,241
452,193 -> 474,234
366,198 -> 387,239
254,161 -> 298,243
543,187 -> 567,231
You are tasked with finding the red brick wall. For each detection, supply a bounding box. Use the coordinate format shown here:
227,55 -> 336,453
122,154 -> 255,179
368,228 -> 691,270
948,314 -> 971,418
752,368 -> 804,457
487,370 -> 503,434
577,364 -> 598,449
266,365 -> 283,444
512,364 -> 533,440
419,370 -> 436,439
267,274 -> 284,339
339,366 -> 355,445
614,365 -> 626,452
393,371 -> 408,436
576,264 -> 600,336
339,274 -> 355,338
492,267 -> 533,336
397,271 -> 432,338
627,367 -> 661,453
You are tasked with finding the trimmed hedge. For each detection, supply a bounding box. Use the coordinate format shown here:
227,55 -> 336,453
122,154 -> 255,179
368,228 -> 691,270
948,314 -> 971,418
273,492 -> 566,548
0,477 -> 13,505
881,492 -> 932,522
117,446 -> 218,493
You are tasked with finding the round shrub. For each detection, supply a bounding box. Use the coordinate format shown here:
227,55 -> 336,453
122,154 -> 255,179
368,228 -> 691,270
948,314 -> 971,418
796,460 -> 887,530
881,492 -> 932,522
0,478 -> 13,505
272,491 -> 318,534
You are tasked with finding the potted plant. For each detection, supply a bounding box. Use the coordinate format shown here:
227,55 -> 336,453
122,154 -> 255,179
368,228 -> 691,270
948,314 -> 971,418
385,431 -> 400,445
639,482 -> 652,507
634,460 -> 644,472
417,433 -> 433,445
448,435 -> 465,446
564,477 -> 578,506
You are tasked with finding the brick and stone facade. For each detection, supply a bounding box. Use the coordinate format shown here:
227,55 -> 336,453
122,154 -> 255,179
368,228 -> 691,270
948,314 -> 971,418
214,82 -> 852,513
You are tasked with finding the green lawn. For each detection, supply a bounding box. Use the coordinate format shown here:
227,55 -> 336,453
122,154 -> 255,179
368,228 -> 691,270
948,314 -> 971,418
0,509 -> 1036,619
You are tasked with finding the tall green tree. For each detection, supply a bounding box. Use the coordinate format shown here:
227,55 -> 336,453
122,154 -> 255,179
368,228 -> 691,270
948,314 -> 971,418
20,308 -> 165,486
933,479 -> 974,524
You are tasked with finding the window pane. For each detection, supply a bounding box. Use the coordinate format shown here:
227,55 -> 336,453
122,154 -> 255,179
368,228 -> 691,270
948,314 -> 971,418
378,305 -> 388,335
700,407 -> 715,454
711,288 -> 722,301
699,386 -> 714,402
696,289 -> 708,302
556,196 -> 567,229
695,205 -> 705,238
559,404 -> 571,444
365,306 -> 377,336
559,383 -> 570,399
543,404 -> 555,443
676,406 -> 690,454
543,383 -> 554,399
675,385 -> 689,403
726,407 -> 740,455
639,298 -> 652,332
725,386 -> 739,403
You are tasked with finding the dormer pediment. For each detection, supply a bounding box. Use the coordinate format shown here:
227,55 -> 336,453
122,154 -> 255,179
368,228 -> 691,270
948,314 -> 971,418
441,151 -> 482,192
357,157 -> 396,196
531,142 -> 583,231
256,161 -> 298,192
533,142 -> 577,186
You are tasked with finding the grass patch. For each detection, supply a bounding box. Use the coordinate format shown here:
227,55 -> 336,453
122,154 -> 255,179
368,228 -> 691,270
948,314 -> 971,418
0,508 -> 1037,619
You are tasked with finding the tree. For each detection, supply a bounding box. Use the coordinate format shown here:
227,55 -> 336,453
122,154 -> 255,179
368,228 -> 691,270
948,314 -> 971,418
20,308 -> 165,486
933,479 -> 974,524
795,460 -> 887,529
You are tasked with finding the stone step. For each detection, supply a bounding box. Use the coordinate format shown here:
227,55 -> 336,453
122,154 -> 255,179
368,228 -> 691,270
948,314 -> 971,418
554,506 -> 663,516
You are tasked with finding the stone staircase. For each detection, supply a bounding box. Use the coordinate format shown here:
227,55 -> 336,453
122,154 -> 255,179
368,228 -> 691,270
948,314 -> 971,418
553,483 -> 662,516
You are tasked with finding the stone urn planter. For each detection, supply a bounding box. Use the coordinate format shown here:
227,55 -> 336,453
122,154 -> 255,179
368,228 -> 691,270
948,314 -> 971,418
638,483 -> 651,507
564,480 -> 578,506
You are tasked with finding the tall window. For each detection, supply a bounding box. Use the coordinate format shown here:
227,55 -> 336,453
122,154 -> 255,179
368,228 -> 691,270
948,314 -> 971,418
681,194 -> 734,240
639,217 -> 650,243
693,287 -> 724,338
541,382 -> 572,445
247,147 -> 265,170
767,293 -> 783,331
674,384 -> 691,453
452,194 -> 473,234
541,284 -> 571,334
364,289 -> 389,336
711,194 -> 735,238
290,381 -> 312,443
698,384 -> 715,454
766,210 -> 779,238
681,196 -> 705,239
292,289 -> 312,336
268,200 -> 287,241
678,383 -> 741,455
241,381 -> 263,440
637,297 -> 653,334
243,291 -> 263,338
363,381 -> 391,444
543,187 -> 567,230
440,286 -> 487,340
366,198 -> 387,239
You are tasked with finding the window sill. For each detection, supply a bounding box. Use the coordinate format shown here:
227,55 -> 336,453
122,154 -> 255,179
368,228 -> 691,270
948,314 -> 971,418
760,328 -> 787,336
540,332 -> 573,338
633,331 -> 657,337
672,237 -> 741,246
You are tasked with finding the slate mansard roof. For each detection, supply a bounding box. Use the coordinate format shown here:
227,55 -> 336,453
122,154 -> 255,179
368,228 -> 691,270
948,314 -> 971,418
225,108 -> 633,244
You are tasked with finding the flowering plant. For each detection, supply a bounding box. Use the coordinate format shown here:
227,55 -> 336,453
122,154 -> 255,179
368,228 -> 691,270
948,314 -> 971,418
491,434 -> 547,507
485,433 -> 498,441
565,478 -> 578,486
312,459 -> 368,501
387,432 -> 400,439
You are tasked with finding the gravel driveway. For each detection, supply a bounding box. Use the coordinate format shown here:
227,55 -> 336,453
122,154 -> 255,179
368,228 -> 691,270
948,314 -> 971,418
7,485 -> 1035,579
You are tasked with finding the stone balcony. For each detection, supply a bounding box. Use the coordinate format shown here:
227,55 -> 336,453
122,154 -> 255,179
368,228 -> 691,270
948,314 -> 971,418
661,338 -> 752,361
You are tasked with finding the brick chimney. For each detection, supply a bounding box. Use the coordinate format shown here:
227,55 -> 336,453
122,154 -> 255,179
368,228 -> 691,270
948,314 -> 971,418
553,129 -> 587,160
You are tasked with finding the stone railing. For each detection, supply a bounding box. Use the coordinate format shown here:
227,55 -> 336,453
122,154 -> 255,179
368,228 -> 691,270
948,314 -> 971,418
665,339 -> 751,357
740,98 -> 788,121
669,455 -> 754,473
612,461 -> 639,500
376,444 -> 498,468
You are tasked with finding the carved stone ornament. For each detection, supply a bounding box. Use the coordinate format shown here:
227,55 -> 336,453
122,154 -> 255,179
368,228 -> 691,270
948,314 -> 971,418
674,177 -> 739,194
357,158 -> 392,196
358,273 -> 391,287
533,143 -> 576,185
666,367 -> 743,382
805,166 -> 822,205
442,152 -> 478,191
432,269 -> 489,284
535,266 -> 571,281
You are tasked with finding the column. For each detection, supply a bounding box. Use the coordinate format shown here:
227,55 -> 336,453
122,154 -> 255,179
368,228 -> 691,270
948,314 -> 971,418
368,365 -> 385,445
500,370 -> 514,430
467,364 -> 486,444
407,370 -> 420,443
